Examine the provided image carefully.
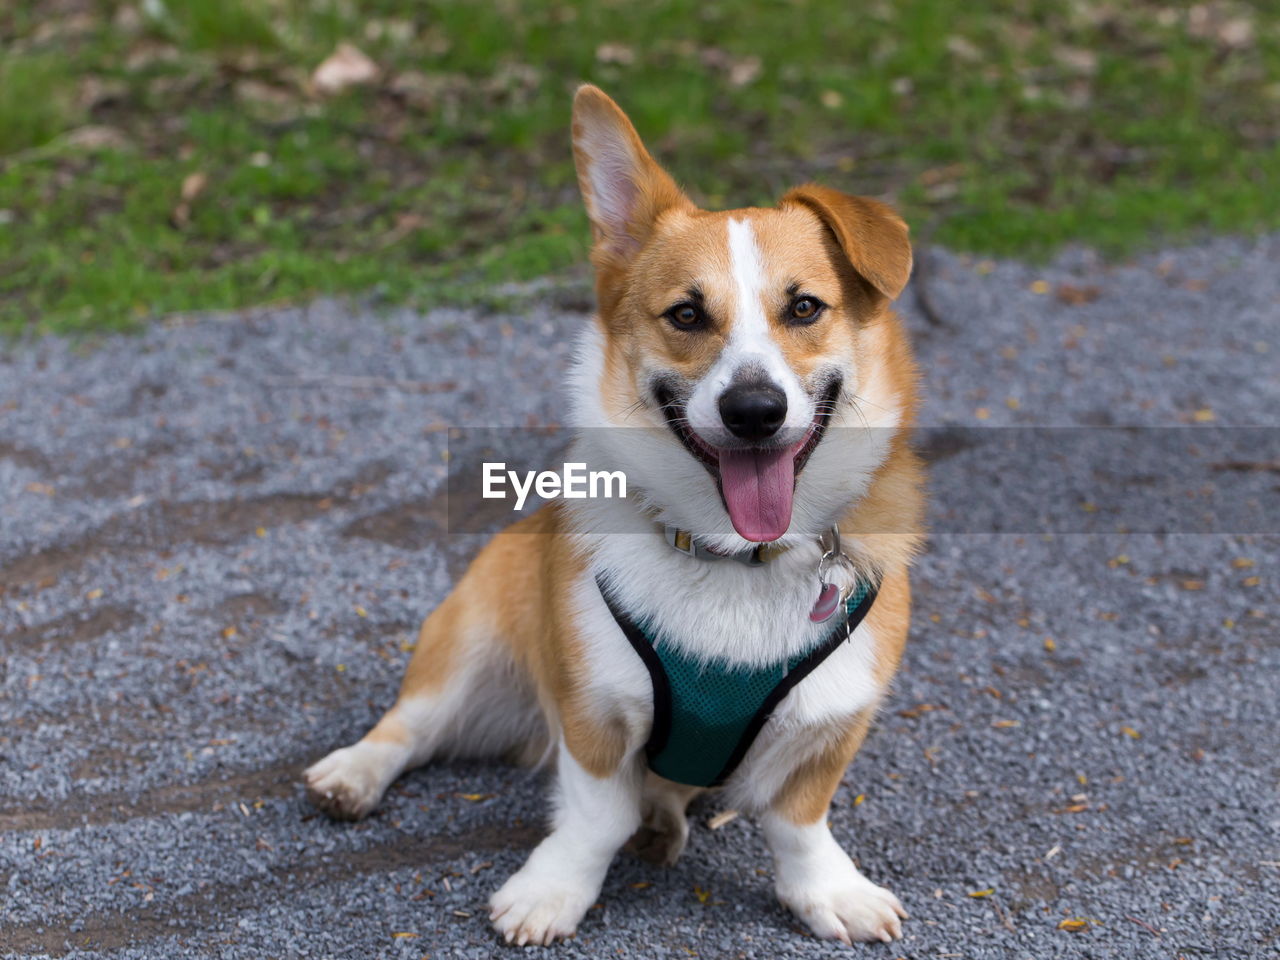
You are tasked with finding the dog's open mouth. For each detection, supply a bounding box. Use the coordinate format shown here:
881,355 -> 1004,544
655,378 -> 841,542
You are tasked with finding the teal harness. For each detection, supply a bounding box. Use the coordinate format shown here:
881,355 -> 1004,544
597,577 -> 877,788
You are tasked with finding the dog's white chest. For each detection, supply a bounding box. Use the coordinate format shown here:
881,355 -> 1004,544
571,533 -> 886,791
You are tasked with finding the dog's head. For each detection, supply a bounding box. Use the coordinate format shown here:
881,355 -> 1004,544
569,85 -> 916,547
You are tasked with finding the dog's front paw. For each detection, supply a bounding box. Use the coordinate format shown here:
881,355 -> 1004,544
779,872 -> 907,945
303,742 -> 402,820
488,864 -> 596,946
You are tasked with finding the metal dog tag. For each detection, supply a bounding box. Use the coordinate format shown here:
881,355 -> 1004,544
809,581 -> 842,622
809,525 -> 854,623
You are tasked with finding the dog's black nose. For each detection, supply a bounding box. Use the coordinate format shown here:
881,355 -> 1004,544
719,383 -> 787,442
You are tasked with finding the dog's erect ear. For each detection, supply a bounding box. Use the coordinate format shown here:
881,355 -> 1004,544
782,184 -> 912,301
572,85 -> 691,268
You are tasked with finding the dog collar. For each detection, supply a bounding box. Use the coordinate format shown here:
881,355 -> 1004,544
664,524 -> 858,625
661,524 -> 789,566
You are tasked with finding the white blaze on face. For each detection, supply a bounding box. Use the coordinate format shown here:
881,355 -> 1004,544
680,218 -> 825,542
685,218 -> 813,447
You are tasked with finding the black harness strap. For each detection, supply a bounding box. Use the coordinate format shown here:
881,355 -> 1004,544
709,583 -> 878,786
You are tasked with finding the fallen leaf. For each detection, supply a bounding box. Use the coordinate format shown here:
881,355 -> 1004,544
898,703 -> 944,719
1121,725 -> 1141,739
707,809 -> 739,830
1217,18 -> 1255,49
728,55 -> 762,88
171,171 -> 209,228
380,212 -> 424,247
1053,46 -> 1098,75
312,43 -> 379,95
968,887 -> 995,898
595,42 -> 636,65
177,171 -> 207,203
62,125 -> 130,151
1058,917 -> 1089,932
1055,283 -> 1100,305
946,35 -> 981,61
1187,7 -> 1255,50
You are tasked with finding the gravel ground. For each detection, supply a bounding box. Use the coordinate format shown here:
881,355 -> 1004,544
1,234 -> 1277,959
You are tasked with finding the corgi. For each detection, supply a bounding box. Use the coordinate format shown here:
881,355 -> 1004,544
305,85 -> 924,947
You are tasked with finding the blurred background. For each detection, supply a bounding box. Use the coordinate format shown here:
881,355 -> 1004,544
2,0 -> 1278,335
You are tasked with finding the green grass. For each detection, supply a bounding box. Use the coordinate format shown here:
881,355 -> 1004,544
0,54 -> 81,156
2,0 -> 1279,334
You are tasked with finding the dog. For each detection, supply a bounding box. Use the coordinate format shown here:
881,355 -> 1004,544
305,84 -> 924,946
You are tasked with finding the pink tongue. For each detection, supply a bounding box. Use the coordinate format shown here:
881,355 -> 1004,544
718,447 -> 796,542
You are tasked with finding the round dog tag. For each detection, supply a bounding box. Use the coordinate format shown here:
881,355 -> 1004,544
809,582 -> 842,622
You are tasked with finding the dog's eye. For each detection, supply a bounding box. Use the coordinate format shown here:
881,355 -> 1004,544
787,296 -> 824,324
665,302 -> 706,330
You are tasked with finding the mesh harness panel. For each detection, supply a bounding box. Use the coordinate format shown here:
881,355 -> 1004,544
596,576 -> 877,788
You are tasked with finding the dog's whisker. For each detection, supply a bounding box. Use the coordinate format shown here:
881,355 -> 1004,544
848,392 -> 889,413
620,398 -> 650,423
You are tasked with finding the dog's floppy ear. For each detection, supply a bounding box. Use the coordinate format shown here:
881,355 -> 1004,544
572,85 -> 691,269
782,184 -> 912,301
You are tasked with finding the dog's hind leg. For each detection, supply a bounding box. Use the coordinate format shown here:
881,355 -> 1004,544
305,587 -> 546,820
627,773 -> 702,866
